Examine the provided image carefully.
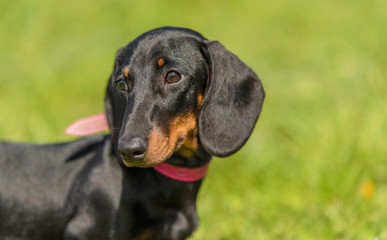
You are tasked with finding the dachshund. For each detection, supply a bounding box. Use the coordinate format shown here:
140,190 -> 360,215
0,27 -> 264,240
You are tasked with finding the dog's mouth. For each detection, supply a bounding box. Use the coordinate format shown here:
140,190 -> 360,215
121,158 -> 155,168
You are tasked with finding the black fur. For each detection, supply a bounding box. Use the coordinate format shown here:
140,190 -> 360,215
0,27 -> 264,240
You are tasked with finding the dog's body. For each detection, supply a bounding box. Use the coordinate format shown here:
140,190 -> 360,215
0,136 -> 205,239
0,27 -> 264,239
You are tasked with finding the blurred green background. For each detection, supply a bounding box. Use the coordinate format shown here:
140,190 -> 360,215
1,0 -> 386,239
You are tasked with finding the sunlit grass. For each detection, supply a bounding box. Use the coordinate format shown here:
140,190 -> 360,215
0,0 -> 386,238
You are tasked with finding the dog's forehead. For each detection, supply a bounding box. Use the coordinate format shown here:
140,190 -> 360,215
140,36 -> 201,59
121,31 -> 202,60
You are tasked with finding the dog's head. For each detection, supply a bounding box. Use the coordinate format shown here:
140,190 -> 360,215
105,27 -> 265,167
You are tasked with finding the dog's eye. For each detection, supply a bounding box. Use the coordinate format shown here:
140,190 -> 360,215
165,71 -> 182,84
116,80 -> 128,91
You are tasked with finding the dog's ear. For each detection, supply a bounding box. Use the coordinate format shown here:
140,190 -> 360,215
104,78 -> 115,130
105,77 -> 125,148
198,41 -> 265,157
105,48 -> 126,146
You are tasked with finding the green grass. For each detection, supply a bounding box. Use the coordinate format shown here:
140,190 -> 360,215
1,0 -> 386,239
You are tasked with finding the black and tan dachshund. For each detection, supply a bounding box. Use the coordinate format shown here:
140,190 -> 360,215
0,27 -> 265,240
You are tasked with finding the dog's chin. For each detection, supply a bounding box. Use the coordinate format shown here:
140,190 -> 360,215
121,157 -> 168,168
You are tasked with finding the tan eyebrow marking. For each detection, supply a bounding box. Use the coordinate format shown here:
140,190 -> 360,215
123,67 -> 129,77
157,58 -> 165,67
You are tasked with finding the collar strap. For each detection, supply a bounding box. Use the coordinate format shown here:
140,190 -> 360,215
65,113 -> 210,182
65,113 -> 109,136
153,161 -> 211,182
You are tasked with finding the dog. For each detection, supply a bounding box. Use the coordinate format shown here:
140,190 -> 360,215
0,27 -> 265,240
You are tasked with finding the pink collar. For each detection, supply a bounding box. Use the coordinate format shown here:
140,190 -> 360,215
154,161 -> 210,182
65,113 -> 210,182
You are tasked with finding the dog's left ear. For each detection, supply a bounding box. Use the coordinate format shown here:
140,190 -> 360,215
198,41 -> 265,157
105,48 -> 126,135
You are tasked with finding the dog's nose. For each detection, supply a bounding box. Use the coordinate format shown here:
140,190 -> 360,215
118,137 -> 148,162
